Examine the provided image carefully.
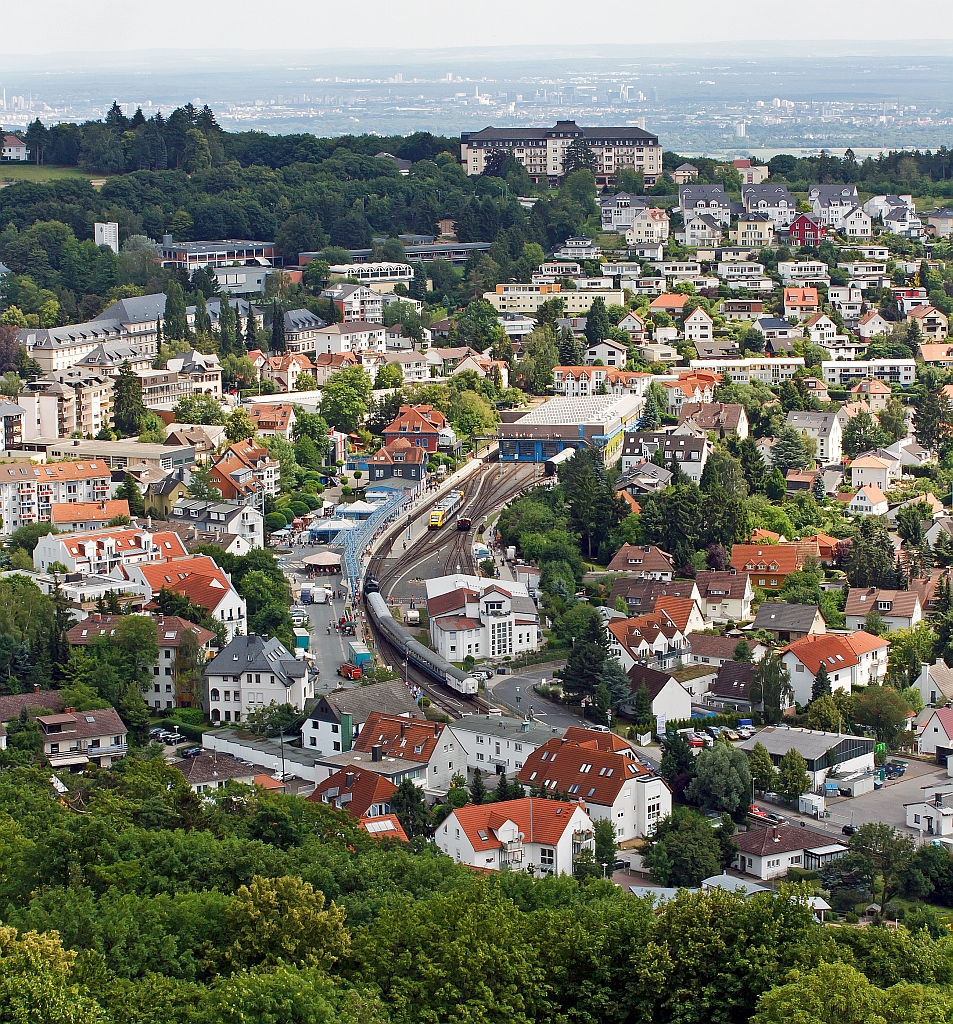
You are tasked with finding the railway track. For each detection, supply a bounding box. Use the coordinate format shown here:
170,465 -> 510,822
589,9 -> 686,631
364,462 -> 541,718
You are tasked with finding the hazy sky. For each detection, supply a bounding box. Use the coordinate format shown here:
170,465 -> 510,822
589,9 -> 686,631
7,0 -> 953,53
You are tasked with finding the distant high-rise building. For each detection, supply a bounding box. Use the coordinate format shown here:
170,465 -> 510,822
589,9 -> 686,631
735,123 -> 747,138
94,222 -> 119,254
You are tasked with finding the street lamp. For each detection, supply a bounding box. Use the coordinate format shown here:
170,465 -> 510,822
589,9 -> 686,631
602,862 -> 609,880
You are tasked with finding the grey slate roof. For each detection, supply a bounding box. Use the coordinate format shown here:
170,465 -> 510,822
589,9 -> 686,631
752,602 -> 824,632
205,635 -> 306,684
95,294 -> 168,324
315,678 -> 423,725
284,309 -> 327,332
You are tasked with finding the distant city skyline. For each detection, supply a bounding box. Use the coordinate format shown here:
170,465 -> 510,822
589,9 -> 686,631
5,1 -> 953,55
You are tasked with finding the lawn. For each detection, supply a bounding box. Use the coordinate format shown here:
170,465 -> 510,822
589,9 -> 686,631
0,164 -> 104,184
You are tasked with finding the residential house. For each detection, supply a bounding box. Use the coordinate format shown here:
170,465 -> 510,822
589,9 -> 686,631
845,588 -> 922,632
849,453 -> 899,492
168,498 -> 265,550
694,569 -> 755,622
383,404 -> 449,453
683,307 -> 714,345
1,134 -> 28,161
437,798 -> 595,875
857,311 -> 893,340
779,631 -> 888,703
840,207 -> 873,238
204,634 -> 312,724
127,554 -> 247,640
905,785 -> 953,838
785,410 -> 842,464
426,574 -> 539,662
33,525 -> 188,574
600,192 -> 648,232
38,707 -> 127,771
741,184 -> 797,226
518,737 -> 672,840
921,344 -> 953,369
808,184 -> 860,227
607,615 -> 688,673
309,766 -> 397,818
779,261 -> 831,287
321,282 -> 385,323
739,724 -> 876,789
718,259 -> 773,291
210,439 -> 278,498
729,544 -> 799,591
733,159 -> 769,184
755,317 -> 799,341
620,431 -> 708,484
260,354 -> 316,393
787,214 -> 826,246
828,285 -> 865,325
606,543 -> 674,580
688,633 -> 760,668
679,184 -> 732,225
348,712 -> 457,796
67,612 -> 216,710
585,338 -> 629,367
848,379 -> 892,412
625,664 -> 693,723
848,484 -> 889,517
310,351 -> 361,386
302,321 -> 387,357
721,299 -> 764,321
676,402 -> 748,439
706,660 -> 757,712
673,163 -> 699,183
164,349 -> 223,399
607,579 -> 701,618
649,293 -> 690,317
449,715 -> 569,778
751,602 -> 826,642
735,824 -> 848,880
917,708 -> 953,755
678,213 -> 723,247
804,314 -> 839,348
617,311 -> 648,340
908,305 -> 949,341
348,438 -> 428,494
171,752 -> 257,794
302,679 -> 422,755
50,499 -> 130,533
249,404 -> 297,439
783,287 -> 820,322
624,208 -> 670,246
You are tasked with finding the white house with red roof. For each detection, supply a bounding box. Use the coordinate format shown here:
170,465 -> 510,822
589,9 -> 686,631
437,797 -> 595,875
917,708 -> 953,756
779,631 -> 888,705
848,483 -> 889,517
350,712 -> 457,795
126,554 -> 247,639
606,543 -> 674,580
425,574 -> 540,662
607,616 -> 689,672
50,499 -> 130,532
308,766 -> 397,819
33,525 -> 187,574
518,737 -> 672,841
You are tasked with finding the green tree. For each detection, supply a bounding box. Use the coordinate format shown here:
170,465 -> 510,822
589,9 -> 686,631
771,425 -> 813,472
594,817 -> 617,866
163,279 -> 188,341
373,363 -> 403,390
849,822 -> 916,906
887,623 -> 935,689
225,407 -> 257,443
807,693 -> 841,731
390,778 -> 431,838
811,661 -> 831,702
469,768 -> 487,805
733,640 -> 753,663
660,731 -> 696,783
878,395 -> 907,443
271,300 -> 286,353
112,361 -> 145,436
225,875 -> 348,970
842,410 -> 889,459
187,463 -> 221,500
563,138 -> 597,175
853,684 -> 911,743
749,653 -> 793,725
320,367 -> 372,433
114,472 -> 145,517
913,370 -> 951,453
173,393 -> 226,425
775,749 -> 810,801
182,126 -> 212,172
645,808 -> 727,886
686,743 -> 752,817
747,741 -> 777,794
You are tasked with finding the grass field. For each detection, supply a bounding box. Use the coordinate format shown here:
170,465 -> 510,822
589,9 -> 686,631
0,164 -> 103,184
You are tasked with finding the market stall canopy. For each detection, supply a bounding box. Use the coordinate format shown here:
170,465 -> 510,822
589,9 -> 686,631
302,551 -> 342,567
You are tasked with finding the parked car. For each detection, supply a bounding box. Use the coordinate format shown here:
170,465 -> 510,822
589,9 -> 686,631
842,824 -> 857,836
748,804 -> 767,818
764,812 -> 787,825
181,746 -> 203,758
688,736 -> 705,748
722,730 -> 741,742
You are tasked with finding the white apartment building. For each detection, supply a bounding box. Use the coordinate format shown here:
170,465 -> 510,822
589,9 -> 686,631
779,261 -> 831,286
837,262 -> 889,290
679,184 -> 733,225
600,193 -> 646,232
518,737 -> 672,841
321,283 -> 385,323
426,574 -> 540,662
437,798 -> 595,876
293,321 -> 387,357
688,357 -> 804,384
460,120 -> 662,186
168,498 -> 265,549
785,410 -> 843,464
624,208 -> 670,245
448,716 -> 562,777
483,284 -> 625,316
821,359 -> 917,388
33,525 -> 187,574
0,460 -> 114,536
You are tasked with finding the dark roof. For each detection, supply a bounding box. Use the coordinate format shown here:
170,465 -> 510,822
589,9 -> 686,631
171,752 -> 256,786
462,120 -> 658,145
0,691 -> 65,723
735,822 -> 838,857
687,633 -> 743,659
626,663 -> 676,700
606,543 -> 674,574
205,635 -> 305,684
609,578 -> 699,611
752,603 -> 825,632
710,661 -> 756,700
694,570 -> 751,601
313,679 -> 423,725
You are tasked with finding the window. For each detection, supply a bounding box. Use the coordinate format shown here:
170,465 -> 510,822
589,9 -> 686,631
539,847 -> 554,866
210,689 -> 220,701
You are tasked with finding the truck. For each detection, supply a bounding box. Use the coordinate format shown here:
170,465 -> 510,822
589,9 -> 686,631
311,587 -> 330,605
338,663 -> 362,680
404,608 -> 420,627
348,641 -> 371,668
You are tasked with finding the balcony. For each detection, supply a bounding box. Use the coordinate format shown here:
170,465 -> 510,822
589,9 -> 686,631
46,741 -> 128,768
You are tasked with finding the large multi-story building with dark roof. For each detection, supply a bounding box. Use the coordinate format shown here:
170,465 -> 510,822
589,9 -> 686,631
460,120 -> 661,186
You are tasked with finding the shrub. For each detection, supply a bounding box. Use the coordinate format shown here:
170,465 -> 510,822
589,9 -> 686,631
265,512 -> 288,532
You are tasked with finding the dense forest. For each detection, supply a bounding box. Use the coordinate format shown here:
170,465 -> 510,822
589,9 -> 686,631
0,753 -> 948,1024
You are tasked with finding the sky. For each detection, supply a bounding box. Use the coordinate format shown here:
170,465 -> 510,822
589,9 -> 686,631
6,0 -> 953,55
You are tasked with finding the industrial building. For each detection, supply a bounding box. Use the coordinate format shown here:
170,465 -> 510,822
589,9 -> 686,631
498,394 -> 643,463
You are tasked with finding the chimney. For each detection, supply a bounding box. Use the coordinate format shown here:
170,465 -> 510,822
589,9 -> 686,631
400,723 -> 406,739
33,683 -> 39,693
433,723 -> 440,737
937,792 -> 944,808
345,772 -> 355,788
772,825 -> 779,841
372,744 -> 383,762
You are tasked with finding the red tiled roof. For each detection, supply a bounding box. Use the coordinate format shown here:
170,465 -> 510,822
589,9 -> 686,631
308,767 -> 397,819
607,543 -> 674,574
517,738 -> 653,805
652,595 -> 697,633
735,823 -> 836,857
451,797 -> 588,850
779,632 -> 886,674
360,814 -> 408,841
352,712 -> 444,764
562,727 -> 635,753
730,544 -> 799,575
50,500 -> 129,525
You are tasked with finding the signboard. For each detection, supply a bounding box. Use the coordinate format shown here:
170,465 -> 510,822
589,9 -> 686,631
656,714 -> 666,736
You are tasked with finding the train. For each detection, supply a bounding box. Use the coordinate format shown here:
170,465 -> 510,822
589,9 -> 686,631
363,576 -> 479,696
429,489 -> 464,529
457,508 -> 473,531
